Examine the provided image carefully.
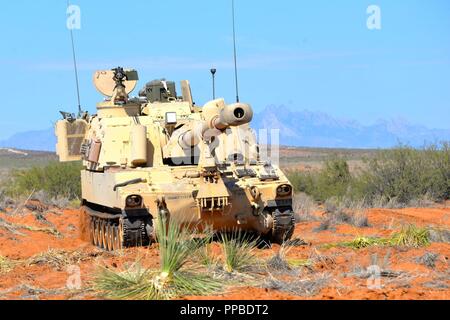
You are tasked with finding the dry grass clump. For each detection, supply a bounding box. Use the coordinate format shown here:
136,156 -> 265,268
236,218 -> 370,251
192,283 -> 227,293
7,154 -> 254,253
27,249 -> 103,270
345,265 -> 404,279
336,236 -> 387,249
428,227 -> 450,243
0,216 -> 60,237
263,272 -> 331,297
308,249 -> 336,269
326,198 -> 370,227
0,255 -> 15,274
0,189 -> 16,211
325,224 -> 431,249
293,193 -> 317,222
31,190 -> 71,209
416,252 -> 439,269
389,224 -> 430,247
19,224 -> 61,237
314,198 -> 370,232
266,241 -> 311,274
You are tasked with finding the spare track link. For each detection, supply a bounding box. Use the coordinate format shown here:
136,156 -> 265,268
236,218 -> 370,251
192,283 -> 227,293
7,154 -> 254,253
89,215 -> 151,251
271,209 -> 296,244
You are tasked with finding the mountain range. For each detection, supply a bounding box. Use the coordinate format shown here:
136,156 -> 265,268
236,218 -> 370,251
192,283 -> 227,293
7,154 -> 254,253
1,106 -> 449,151
252,105 -> 450,148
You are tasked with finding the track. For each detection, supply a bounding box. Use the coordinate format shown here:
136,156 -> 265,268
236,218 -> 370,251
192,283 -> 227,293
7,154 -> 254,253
82,206 -> 151,251
82,205 -> 295,250
271,209 -> 296,244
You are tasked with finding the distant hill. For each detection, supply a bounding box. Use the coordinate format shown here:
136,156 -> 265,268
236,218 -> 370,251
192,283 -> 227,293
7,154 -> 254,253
0,128 -> 55,152
1,106 -> 449,151
252,105 -> 450,148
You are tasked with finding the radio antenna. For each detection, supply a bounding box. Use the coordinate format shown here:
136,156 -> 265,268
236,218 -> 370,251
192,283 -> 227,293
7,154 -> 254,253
231,0 -> 240,103
67,0 -> 82,116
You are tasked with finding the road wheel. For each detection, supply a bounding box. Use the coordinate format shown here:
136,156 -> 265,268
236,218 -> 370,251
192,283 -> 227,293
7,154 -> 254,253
90,219 -> 96,245
100,220 -> 107,249
93,219 -> 100,246
111,225 -> 119,251
106,224 -> 114,251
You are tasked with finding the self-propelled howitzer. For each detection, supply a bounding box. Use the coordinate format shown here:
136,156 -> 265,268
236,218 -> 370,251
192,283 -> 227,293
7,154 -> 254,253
55,68 -> 295,250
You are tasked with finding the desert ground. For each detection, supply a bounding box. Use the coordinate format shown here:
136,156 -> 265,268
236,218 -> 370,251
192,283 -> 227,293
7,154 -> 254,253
0,200 -> 448,300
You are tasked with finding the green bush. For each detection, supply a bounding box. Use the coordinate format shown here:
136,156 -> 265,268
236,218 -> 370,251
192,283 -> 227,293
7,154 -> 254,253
6,161 -> 82,200
359,143 -> 450,204
288,143 -> 450,206
288,157 -> 351,202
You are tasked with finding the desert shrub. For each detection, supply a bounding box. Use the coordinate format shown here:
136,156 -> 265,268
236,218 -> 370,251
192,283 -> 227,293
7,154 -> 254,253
287,171 -> 315,197
6,161 -> 82,200
357,144 -> 450,205
288,143 -> 450,207
288,157 -> 351,202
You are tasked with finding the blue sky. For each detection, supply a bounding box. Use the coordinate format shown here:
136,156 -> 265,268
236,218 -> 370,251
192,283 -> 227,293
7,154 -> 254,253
0,0 -> 449,139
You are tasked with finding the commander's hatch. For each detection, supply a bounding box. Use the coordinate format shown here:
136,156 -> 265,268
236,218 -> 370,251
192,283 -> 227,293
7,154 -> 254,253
55,118 -> 88,162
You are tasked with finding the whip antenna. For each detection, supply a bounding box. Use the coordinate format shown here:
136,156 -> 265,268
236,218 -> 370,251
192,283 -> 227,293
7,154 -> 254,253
67,0 -> 82,115
232,0 -> 240,103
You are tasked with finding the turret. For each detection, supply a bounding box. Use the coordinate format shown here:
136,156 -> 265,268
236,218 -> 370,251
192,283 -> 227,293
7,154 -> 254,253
161,99 -> 254,163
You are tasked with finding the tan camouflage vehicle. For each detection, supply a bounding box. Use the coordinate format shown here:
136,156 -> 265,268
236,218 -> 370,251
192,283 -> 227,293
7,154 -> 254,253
55,67 -> 295,250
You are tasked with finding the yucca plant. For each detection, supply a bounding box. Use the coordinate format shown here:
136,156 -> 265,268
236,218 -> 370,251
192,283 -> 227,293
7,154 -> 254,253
94,262 -> 156,299
389,224 -> 430,247
218,230 -> 259,273
93,216 -> 222,300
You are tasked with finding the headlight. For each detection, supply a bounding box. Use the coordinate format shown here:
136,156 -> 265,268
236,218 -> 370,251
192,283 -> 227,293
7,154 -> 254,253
126,195 -> 142,207
276,184 -> 292,196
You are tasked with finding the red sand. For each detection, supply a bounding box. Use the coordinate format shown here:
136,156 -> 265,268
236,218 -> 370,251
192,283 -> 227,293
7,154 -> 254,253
0,204 -> 449,300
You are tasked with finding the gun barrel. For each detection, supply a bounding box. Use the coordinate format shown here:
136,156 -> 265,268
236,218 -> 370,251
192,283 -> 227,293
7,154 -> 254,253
213,103 -> 253,130
178,121 -> 208,149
